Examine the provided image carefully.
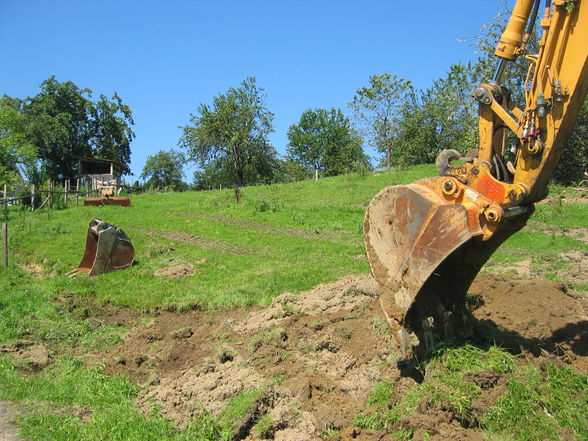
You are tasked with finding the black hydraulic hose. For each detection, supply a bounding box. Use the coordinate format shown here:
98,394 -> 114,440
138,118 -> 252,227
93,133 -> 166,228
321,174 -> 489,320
493,0 -> 542,84
524,0 -> 541,42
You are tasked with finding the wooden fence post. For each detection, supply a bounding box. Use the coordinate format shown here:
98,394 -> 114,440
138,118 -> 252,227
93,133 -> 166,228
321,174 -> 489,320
2,222 -> 7,268
46,179 -> 51,209
31,184 -> 36,211
64,179 -> 69,205
2,184 -> 7,219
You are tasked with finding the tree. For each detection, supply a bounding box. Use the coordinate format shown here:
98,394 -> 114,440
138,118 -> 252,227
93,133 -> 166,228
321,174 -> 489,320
141,149 -> 187,191
179,77 -> 277,194
348,73 -> 413,169
20,76 -> 135,180
192,148 -> 280,191
554,96 -> 588,185
0,97 -> 35,187
287,108 -> 368,180
274,159 -> 310,184
92,93 -> 135,175
392,63 -> 480,166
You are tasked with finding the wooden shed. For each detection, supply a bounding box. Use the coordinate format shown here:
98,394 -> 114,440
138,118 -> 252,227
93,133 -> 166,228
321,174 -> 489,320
78,158 -> 122,192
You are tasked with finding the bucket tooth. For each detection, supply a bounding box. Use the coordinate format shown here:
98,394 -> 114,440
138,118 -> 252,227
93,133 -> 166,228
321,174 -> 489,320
422,317 -> 435,351
435,307 -> 453,339
398,328 -> 412,358
461,310 -> 473,338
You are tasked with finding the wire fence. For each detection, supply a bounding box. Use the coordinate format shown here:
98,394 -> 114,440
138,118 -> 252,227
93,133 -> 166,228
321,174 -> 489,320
0,180 -> 143,212
0,180 -> 142,267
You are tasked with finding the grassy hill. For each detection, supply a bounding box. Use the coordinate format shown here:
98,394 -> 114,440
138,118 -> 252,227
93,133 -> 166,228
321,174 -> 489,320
6,164 -> 587,310
0,166 -> 587,440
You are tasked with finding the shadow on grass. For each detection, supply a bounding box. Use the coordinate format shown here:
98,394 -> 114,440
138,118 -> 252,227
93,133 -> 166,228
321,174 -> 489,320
400,317 -> 588,381
472,317 -> 588,358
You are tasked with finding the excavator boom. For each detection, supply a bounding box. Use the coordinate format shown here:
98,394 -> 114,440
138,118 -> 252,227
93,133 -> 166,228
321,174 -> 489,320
365,0 -> 588,359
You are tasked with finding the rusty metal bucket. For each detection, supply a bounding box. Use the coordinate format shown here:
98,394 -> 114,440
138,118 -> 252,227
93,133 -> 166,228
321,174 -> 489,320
364,177 -> 531,359
83,196 -> 131,207
67,218 -> 135,277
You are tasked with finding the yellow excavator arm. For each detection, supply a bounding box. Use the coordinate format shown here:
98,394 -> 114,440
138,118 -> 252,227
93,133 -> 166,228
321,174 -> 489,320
364,0 -> 588,360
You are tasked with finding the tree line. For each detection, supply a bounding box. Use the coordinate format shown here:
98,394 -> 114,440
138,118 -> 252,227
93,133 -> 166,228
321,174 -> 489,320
2,13 -> 587,192
1,77 -> 134,189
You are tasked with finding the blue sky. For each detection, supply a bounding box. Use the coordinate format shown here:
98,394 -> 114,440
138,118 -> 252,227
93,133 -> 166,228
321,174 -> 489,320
0,1 -> 512,181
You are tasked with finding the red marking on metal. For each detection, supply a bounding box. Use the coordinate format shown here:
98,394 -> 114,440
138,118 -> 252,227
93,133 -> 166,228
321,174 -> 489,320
466,208 -> 478,231
476,175 -> 506,202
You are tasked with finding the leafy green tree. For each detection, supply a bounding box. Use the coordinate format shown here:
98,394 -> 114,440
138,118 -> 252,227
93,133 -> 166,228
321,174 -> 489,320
274,159 -> 310,183
554,96 -> 588,185
348,73 -> 412,169
92,93 -> 135,175
0,97 -> 35,187
141,149 -> 187,191
19,76 -> 134,180
287,108 -> 368,180
179,77 -> 277,191
193,148 -> 280,191
392,63 -> 479,166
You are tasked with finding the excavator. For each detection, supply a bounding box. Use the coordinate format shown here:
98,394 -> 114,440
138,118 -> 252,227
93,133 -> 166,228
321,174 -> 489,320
364,0 -> 588,359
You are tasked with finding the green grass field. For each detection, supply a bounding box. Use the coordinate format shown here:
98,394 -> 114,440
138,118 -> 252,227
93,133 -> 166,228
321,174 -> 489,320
1,166 -> 587,440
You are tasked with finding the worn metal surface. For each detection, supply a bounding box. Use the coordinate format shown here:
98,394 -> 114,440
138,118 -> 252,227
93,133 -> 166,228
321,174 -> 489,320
364,178 -> 531,357
363,0 -> 587,360
84,196 -> 131,207
67,218 -> 135,277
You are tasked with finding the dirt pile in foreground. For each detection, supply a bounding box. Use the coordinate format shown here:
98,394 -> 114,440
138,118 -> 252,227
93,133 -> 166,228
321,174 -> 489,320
92,274 -> 588,440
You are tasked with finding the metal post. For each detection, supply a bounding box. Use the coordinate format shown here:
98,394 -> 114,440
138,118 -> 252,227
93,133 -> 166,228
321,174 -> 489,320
31,184 -> 35,211
2,222 -> 7,268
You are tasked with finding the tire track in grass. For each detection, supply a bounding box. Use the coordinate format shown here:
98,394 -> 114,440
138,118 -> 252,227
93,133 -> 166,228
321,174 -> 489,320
143,229 -> 265,255
0,402 -> 21,441
175,212 -> 356,244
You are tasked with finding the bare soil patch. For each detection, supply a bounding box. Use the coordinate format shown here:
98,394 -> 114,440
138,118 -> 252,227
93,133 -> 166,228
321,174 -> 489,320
469,274 -> 588,370
87,272 -> 588,440
0,401 -> 21,441
0,341 -> 50,372
17,262 -> 44,279
526,220 -> 588,244
559,250 -> 588,285
153,262 -> 196,279
539,189 -> 588,205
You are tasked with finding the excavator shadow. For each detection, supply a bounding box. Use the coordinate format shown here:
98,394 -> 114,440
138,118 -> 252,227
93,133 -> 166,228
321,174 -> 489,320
472,318 -> 588,358
402,318 -> 588,382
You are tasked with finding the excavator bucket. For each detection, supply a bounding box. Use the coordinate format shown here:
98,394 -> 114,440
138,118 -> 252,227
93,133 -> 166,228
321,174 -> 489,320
67,218 -> 135,277
364,177 -> 531,359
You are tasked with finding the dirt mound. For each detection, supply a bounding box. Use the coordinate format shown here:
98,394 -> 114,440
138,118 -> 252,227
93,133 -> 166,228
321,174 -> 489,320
469,273 -> 588,369
153,262 -> 196,279
559,250 -> 588,285
17,262 -> 45,279
91,273 -> 588,440
0,341 -> 50,372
